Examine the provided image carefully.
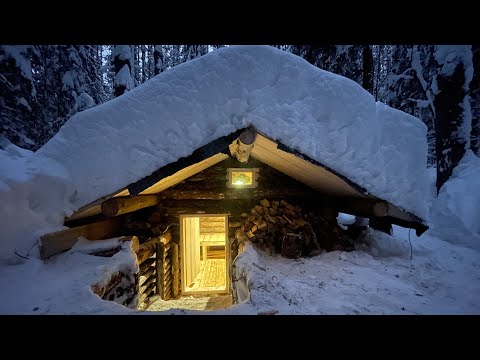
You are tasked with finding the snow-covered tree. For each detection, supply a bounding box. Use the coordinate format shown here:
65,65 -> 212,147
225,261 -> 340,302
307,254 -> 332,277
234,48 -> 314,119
362,45 -> 373,93
183,45 -> 208,61
153,45 -> 164,76
113,45 -> 134,97
470,45 -> 479,155
383,45 -> 437,165
433,45 -> 473,193
0,45 -> 39,149
141,45 -> 147,83
289,45 -> 364,88
57,45 -> 102,118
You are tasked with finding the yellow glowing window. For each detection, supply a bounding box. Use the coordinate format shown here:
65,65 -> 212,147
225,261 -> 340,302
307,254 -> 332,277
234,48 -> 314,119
226,168 -> 259,188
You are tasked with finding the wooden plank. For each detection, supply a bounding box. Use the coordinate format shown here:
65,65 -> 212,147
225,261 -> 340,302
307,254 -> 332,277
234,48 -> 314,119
252,135 -> 366,198
138,153 -> 229,195
39,217 -> 122,259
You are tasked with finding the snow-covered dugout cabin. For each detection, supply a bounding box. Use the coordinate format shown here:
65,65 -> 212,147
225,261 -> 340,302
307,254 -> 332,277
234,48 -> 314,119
34,45 -> 429,309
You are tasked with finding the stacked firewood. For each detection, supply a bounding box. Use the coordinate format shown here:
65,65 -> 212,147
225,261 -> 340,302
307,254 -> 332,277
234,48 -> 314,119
90,236 -> 139,309
234,199 -> 353,259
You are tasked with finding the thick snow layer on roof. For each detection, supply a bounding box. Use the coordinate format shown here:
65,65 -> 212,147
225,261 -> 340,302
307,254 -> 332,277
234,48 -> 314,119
35,45 -> 428,220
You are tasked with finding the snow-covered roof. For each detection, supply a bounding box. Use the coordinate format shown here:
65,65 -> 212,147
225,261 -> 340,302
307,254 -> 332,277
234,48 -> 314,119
35,45 -> 428,221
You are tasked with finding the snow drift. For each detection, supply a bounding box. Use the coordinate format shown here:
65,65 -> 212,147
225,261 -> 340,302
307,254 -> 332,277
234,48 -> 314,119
0,45 -> 429,261
429,150 -> 480,250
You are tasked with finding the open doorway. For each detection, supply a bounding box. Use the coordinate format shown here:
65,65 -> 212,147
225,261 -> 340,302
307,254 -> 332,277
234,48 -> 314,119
180,214 -> 229,295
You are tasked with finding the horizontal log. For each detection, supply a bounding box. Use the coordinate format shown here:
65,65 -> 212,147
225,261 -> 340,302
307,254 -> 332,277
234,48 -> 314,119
87,235 -> 139,257
158,188 -> 318,201
138,288 -> 156,305
141,232 -> 172,250
39,217 -> 122,259
136,248 -> 155,265
139,258 -> 156,273
101,195 -> 160,217
143,282 -> 156,297
139,275 -> 156,294
140,266 -> 155,283
157,232 -> 172,246
335,199 -> 389,218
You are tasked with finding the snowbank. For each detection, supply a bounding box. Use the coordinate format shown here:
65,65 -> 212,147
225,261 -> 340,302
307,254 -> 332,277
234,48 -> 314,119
0,240 -> 138,314
0,144 -> 74,261
429,150 -> 480,250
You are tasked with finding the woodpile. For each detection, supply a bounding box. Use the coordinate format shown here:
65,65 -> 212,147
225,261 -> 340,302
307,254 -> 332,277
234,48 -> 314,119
234,199 -> 353,259
91,270 -> 138,309
88,236 -> 139,309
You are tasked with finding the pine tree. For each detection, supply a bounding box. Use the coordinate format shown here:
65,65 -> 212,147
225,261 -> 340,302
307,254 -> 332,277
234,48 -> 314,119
433,45 -> 473,193
183,45 -> 208,62
0,45 -> 39,149
290,45 -> 364,88
141,45 -> 147,83
113,45 -> 134,97
362,45 -> 374,93
153,45 -> 164,76
385,45 -> 437,165
470,45 -> 479,155
134,45 -> 141,86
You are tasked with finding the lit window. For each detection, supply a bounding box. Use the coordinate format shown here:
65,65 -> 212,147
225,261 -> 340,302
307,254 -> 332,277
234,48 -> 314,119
226,168 -> 259,188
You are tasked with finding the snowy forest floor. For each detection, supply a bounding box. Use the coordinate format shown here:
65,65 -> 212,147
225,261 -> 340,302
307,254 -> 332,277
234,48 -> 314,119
1,225 -> 478,315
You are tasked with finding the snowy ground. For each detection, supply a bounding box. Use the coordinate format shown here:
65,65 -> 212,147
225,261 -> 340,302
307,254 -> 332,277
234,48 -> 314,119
222,226 -> 480,315
0,224 -> 478,315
